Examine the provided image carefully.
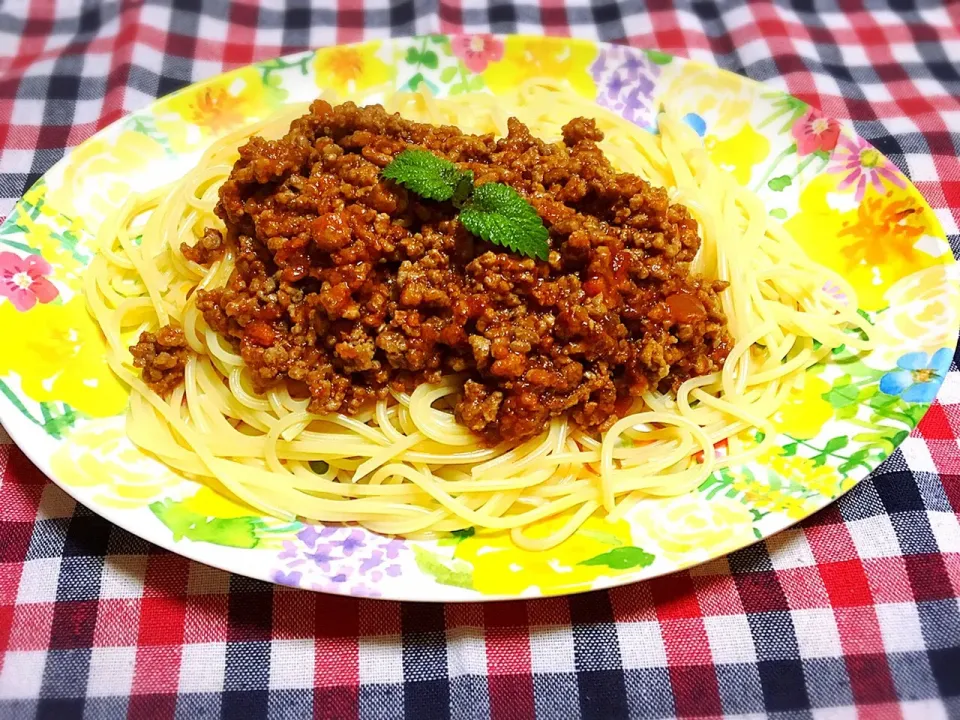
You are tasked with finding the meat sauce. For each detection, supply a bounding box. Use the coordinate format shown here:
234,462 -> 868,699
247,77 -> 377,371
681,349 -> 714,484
132,100 -> 731,443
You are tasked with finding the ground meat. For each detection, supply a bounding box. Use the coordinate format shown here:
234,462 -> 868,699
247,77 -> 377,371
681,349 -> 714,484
130,326 -> 189,395
181,228 -> 225,265
141,100 -> 732,443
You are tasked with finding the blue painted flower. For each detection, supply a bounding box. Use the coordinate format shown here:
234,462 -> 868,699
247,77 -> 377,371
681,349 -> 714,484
879,348 -> 952,403
682,113 -> 706,137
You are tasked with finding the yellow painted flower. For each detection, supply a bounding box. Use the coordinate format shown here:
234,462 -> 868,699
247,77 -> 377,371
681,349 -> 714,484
771,373 -> 833,440
660,62 -> 756,139
0,295 -> 128,417
483,36 -> 597,98
176,485 -> 259,519
634,493 -> 755,558
867,264 -> 960,368
453,513 -> 635,595
704,122 -> 771,186
155,67 -> 268,133
313,42 -> 390,97
46,131 -> 167,233
785,174 -> 942,310
50,418 -> 187,509
759,448 -> 846,499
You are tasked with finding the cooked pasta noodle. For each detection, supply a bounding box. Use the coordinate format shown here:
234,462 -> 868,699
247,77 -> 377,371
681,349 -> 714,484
84,82 -> 872,549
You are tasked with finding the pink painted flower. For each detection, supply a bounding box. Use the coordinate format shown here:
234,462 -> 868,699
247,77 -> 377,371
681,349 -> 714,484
791,109 -> 840,156
828,134 -> 906,202
451,34 -> 504,73
0,251 -> 59,311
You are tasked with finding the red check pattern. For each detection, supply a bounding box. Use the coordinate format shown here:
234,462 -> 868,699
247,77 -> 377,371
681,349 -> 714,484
1,2 -> 960,718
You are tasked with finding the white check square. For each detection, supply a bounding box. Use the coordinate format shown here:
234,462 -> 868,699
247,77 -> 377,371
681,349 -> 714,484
358,634 -> 405,685
178,643 -> 227,693
792,608 -> 843,659
87,646 -> 137,697
529,624 -> 576,675
616,621 -> 667,669
704,614 -> 757,664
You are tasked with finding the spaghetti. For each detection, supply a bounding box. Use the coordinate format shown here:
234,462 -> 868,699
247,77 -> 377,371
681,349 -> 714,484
84,83 -> 873,550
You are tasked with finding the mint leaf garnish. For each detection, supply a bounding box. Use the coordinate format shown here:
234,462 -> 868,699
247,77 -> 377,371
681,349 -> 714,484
459,182 -> 549,261
381,149 -> 550,261
382,148 -> 466,201
451,170 -> 474,208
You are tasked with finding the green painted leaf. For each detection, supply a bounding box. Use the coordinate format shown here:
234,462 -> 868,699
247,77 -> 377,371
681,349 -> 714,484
645,50 -> 673,65
813,149 -> 831,161
149,500 -> 261,548
439,66 -> 458,83
890,430 -> 910,445
438,527 -> 476,546
770,208 -> 788,219
823,436 -> 849,453
767,175 -> 793,191
781,442 -> 798,456
579,546 -> 655,570
823,383 -> 859,409
428,35 -> 447,45
869,392 -> 899,410
405,47 -> 421,64
413,546 -> 473,588
468,75 -> 485,91
836,404 -> 859,421
420,50 -> 439,69
408,72 -> 425,90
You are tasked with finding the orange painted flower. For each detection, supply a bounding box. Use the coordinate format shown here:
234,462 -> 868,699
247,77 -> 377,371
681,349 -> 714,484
154,67 -> 270,135
313,42 -> 389,97
838,192 -> 926,267
184,86 -> 247,131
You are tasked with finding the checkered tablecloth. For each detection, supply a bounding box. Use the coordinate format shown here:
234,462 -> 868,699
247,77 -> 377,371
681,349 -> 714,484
1,1 -> 959,718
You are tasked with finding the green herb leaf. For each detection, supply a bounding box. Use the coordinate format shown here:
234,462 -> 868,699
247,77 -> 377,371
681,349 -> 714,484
460,182 -> 550,260
452,170 -> 475,208
578,546 -> 655,570
382,148 -> 470,202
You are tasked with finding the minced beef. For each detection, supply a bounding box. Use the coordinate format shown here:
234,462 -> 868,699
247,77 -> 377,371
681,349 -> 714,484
130,326 -> 189,395
144,99 -> 731,443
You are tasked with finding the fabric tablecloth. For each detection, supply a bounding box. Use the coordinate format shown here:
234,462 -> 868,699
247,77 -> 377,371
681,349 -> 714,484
1,1 -> 959,718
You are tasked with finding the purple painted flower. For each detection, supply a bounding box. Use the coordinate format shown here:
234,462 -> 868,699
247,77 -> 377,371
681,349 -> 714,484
270,524 -> 409,597
272,570 -> 303,587
590,46 -> 660,130
335,529 -> 367,556
828,134 -> 906,202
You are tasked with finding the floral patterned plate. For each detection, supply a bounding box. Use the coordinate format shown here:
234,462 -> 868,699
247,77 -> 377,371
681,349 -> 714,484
1,36 -> 957,601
